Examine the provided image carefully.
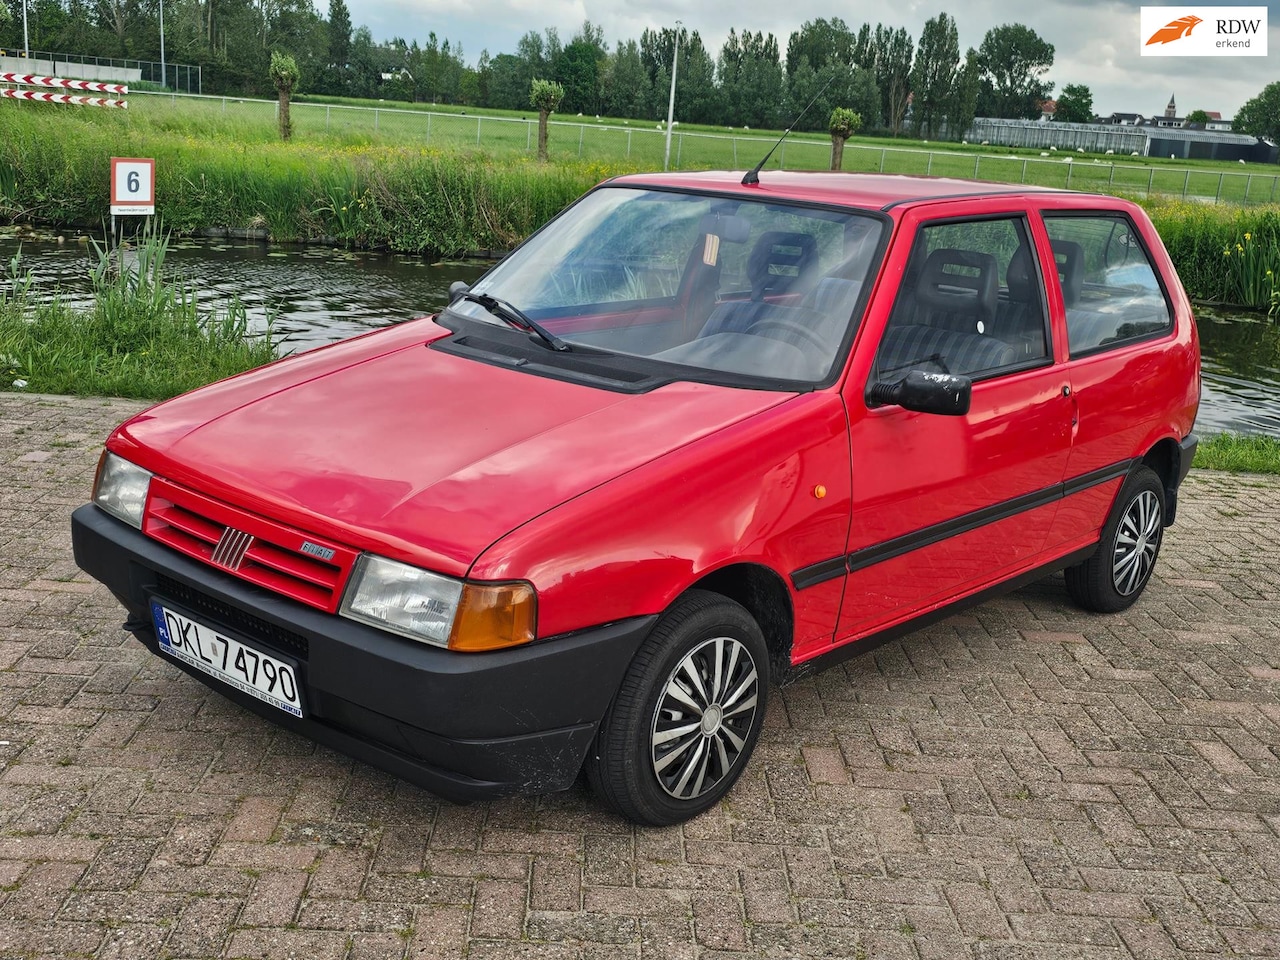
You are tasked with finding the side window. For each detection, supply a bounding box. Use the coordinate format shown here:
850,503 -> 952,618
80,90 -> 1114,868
873,217 -> 1049,381
1041,215 -> 1172,356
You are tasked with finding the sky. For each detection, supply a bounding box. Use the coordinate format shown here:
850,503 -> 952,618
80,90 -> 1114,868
343,0 -> 1278,120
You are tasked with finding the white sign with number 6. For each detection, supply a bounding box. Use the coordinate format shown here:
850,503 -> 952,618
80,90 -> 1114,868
110,157 -> 156,216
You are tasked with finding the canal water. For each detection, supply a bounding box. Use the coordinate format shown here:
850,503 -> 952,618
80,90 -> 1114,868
1,231 -> 1274,436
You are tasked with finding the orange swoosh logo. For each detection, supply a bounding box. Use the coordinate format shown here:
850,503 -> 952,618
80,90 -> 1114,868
1146,15 -> 1203,45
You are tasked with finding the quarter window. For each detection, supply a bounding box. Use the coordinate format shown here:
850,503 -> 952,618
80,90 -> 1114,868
873,217 -> 1049,381
1041,215 -> 1172,356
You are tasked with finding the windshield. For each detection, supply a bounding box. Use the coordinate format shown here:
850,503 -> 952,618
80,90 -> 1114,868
452,186 -> 884,386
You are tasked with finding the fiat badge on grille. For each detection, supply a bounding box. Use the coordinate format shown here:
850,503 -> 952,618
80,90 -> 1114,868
300,541 -> 336,562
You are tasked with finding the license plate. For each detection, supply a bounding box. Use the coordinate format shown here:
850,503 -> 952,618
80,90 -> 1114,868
150,600 -> 303,717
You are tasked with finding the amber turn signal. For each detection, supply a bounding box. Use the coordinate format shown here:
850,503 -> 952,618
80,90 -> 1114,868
448,581 -> 538,652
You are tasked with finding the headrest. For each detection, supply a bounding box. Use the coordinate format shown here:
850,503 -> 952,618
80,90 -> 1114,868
748,231 -> 818,300
1050,239 -> 1085,307
1005,247 -> 1039,303
916,248 -> 997,323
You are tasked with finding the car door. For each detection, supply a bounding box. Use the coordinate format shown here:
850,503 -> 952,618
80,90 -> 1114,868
833,205 -> 1075,643
1037,207 -> 1191,550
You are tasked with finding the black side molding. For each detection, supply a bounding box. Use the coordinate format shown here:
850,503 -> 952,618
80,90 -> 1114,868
789,458 -> 1136,590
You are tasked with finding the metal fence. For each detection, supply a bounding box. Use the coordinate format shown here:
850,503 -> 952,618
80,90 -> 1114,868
0,50 -> 200,92
131,90 -> 1280,205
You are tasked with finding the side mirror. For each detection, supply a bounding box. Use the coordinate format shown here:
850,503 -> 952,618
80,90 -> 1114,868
448,280 -> 470,302
867,370 -> 972,416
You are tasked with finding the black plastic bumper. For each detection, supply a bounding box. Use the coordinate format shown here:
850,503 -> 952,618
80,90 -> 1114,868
1166,432 -> 1198,526
1179,433 -> 1198,484
72,504 -> 655,802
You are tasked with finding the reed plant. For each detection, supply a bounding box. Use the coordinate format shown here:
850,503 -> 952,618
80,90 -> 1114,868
1139,197 -> 1280,308
0,224 -> 278,399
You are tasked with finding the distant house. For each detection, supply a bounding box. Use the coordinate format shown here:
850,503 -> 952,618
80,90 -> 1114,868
1204,111 -> 1233,132
1039,99 -> 1056,123
1103,112 -> 1145,125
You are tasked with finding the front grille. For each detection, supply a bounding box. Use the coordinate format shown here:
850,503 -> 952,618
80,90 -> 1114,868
155,574 -> 311,661
143,477 -> 358,613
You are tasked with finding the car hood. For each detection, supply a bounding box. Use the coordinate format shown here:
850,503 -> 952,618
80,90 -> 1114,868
113,320 -> 794,576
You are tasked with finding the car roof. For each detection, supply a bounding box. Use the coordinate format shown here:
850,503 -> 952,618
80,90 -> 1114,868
607,170 -> 1071,212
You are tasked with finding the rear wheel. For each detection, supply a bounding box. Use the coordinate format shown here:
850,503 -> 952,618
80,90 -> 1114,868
586,590 -> 768,826
1066,465 -> 1165,613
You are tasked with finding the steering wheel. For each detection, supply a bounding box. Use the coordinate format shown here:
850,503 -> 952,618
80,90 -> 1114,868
748,318 -> 827,351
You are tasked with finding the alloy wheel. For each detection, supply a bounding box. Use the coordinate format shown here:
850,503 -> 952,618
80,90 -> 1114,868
650,636 -> 759,801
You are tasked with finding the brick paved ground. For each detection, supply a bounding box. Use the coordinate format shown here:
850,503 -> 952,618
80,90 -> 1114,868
2,392 -> 1279,960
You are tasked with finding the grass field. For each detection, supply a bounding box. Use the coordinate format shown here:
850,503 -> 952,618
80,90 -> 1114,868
126,90 -> 1280,205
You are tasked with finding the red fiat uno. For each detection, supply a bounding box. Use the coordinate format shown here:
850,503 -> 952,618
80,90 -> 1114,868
73,172 -> 1200,824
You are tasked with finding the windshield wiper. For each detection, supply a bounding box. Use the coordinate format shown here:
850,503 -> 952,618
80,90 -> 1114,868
451,291 -> 571,352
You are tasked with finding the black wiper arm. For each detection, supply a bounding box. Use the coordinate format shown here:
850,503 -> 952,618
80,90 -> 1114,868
452,291 -> 571,352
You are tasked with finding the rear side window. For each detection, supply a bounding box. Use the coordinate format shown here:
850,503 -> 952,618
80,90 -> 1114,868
1041,215 -> 1172,357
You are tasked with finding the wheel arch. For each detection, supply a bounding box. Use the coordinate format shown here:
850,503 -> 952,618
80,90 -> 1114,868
1141,435 -> 1182,525
687,562 -> 795,677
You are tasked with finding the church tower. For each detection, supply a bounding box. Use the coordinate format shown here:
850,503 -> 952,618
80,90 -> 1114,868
1165,93 -> 1177,118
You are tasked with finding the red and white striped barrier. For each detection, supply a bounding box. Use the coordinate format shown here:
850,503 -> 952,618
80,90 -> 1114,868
0,73 -> 128,95
0,88 -> 127,108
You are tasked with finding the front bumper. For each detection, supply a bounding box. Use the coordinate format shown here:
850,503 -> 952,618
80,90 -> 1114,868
72,504 -> 654,802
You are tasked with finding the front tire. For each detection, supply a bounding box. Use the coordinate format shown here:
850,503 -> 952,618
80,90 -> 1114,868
586,590 -> 768,826
1066,465 -> 1165,613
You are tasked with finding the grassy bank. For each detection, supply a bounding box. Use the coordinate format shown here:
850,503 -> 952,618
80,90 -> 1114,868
0,101 -> 614,254
1,229 -> 278,399
1192,433 -> 1280,474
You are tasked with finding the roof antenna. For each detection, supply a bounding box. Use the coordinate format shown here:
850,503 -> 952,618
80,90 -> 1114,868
742,70 -> 842,187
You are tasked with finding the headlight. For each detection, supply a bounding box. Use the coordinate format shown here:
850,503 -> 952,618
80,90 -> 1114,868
93,451 -> 153,529
339,554 -> 536,652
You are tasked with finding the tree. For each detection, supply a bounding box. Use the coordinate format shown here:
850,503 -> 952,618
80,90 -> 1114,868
1184,109 -> 1211,126
269,50 -> 300,141
556,40 -> 600,114
786,18 -> 854,77
871,25 -> 914,136
976,23 -> 1055,120
1234,82 -> 1280,139
946,49 -> 982,139
911,13 -> 960,138
530,78 -> 564,161
717,29 -> 785,129
327,0 -> 349,66
829,107 -> 861,170
604,39 -> 649,118
1055,83 -> 1094,123
485,52 -> 526,109
94,0 -> 136,56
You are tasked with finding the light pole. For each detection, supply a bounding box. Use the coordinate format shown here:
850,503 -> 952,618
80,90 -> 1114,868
21,0 -> 29,57
663,21 -> 681,171
159,0 -> 166,89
